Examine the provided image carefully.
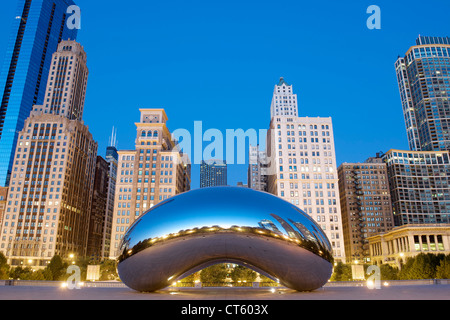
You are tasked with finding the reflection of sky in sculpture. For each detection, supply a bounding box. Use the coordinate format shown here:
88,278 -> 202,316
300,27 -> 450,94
120,186 -> 332,260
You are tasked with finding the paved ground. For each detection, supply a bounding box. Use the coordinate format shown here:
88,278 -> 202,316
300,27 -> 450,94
0,284 -> 449,300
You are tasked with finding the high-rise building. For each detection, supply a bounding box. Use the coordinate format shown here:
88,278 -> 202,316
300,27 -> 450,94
266,78 -> 345,262
200,160 -> 227,188
248,145 -> 268,192
270,77 -> 298,118
101,136 -> 118,259
337,155 -> 394,263
388,36 -> 450,230
383,149 -> 450,226
395,36 -> 450,152
87,156 -> 109,261
109,109 -> 191,258
0,187 -> 8,235
31,40 -> 88,120
0,0 -> 78,187
0,40 -> 97,267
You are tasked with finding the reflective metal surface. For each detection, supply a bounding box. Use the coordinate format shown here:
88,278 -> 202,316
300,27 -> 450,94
117,187 -> 334,292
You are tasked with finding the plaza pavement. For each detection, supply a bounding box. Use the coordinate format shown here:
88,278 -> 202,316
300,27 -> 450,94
0,284 -> 449,300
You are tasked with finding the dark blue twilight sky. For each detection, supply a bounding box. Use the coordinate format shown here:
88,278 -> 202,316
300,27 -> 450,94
0,0 -> 449,189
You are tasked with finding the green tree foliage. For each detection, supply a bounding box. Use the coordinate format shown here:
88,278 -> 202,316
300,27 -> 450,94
379,264 -> 399,280
200,264 -> 228,283
179,272 -> 198,283
436,255 -> 450,279
0,254 -> 122,282
330,262 -> 352,281
330,254 -> 450,282
45,255 -> 68,280
399,253 -> 445,280
0,252 -> 10,280
99,259 -> 119,281
9,266 -> 33,280
230,265 -> 257,283
30,269 -> 46,280
258,274 -> 278,284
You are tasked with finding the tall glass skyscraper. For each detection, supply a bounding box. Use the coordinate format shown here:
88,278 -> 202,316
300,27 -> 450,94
395,36 -> 450,152
0,0 -> 78,186
390,36 -> 450,227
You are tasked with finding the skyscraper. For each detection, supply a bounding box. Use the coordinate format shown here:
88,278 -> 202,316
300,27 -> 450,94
337,155 -> 394,263
101,134 -> 118,259
248,145 -> 268,192
390,36 -> 450,228
395,36 -> 450,152
383,149 -> 450,226
87,156 -> 109,260
0,0 -> 78,187
0,187 -> 8,235
31,40 -> 88,120
0,40 -> 97,267
266,78 -> 346,262
200,160 -> 227,188
270,77 -> 298,118
109,109 -> 191,258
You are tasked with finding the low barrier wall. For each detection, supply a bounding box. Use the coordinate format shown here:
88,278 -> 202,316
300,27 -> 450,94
0,279 -> 449,288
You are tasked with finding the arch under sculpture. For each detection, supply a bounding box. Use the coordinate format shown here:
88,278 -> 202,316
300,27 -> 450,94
117,187 -> 334,292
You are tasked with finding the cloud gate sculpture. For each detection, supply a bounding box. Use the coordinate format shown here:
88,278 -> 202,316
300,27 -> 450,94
117,187 -> 334,292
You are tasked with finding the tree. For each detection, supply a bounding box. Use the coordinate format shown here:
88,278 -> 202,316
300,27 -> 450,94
379,264 -> 399,280
179,272 -> 199,284
0,252 -> 10,280
330,262 -> 352,281
230,265 -> 257,283
200,264 -> 228,283
46,255 -> 67,280
399,253 -> 445,280
100,259 -> 118,281
30,269 -> 46,281
9,266 -> 33,280
436,255 -> 450,279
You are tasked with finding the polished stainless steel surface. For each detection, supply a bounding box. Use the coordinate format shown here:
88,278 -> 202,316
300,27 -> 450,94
117,187 -> 334,292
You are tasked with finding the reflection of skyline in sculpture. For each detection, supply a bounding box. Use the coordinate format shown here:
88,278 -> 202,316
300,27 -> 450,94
270,213 -> 301,240
117,187 -> 333,292
258,219 -> 282,235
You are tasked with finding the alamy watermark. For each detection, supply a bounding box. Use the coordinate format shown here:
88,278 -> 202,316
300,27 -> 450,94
65,5 -> 381,33
171,121 -> 271,167
366,265 -> 381,289
67,5 -> 81,30
366,5 -> 381,30
64,265 -> 82,289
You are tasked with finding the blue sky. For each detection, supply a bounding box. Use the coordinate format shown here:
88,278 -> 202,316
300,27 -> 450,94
0,0 -> 449,189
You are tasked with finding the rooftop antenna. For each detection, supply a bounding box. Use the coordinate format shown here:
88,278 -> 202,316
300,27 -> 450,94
109,126 -> 118,148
